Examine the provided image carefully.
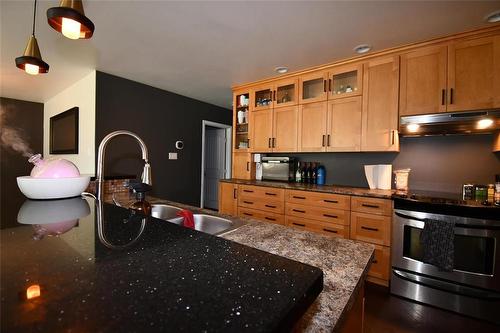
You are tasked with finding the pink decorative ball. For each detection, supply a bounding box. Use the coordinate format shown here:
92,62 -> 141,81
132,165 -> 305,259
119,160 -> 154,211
29,154 -> 80,178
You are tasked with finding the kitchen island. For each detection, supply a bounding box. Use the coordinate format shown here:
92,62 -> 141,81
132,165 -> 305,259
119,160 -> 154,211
1,194 -> 374,332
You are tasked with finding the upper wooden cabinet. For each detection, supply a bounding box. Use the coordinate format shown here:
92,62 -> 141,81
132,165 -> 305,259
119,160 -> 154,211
327,96 -> 362,151
447,35 -> 500,112
251,78 -> 298,111
298,101 -> 328,152
249,109 -> 273,152
273,106 -> 298,152
251,83 -> 274,111
361,56 -> 400,152
400,45 -> 448,116
328,63 -> 363,100
233,90 -> 250,152
299,71 -> 329,104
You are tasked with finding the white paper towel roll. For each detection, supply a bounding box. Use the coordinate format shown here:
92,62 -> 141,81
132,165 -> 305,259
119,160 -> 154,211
377,164 -> 392,190
364,165 -> 378,189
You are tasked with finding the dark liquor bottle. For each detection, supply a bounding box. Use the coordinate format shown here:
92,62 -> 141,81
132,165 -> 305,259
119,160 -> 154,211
311,162 -> 317,184
303,163 -> 310,184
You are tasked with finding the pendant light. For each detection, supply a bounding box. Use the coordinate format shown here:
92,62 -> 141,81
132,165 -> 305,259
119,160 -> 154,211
47,0 -> 94,40
15,0 -> 49,75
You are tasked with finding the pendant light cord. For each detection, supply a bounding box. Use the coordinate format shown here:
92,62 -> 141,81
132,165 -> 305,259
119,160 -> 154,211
32,0 -> 37,36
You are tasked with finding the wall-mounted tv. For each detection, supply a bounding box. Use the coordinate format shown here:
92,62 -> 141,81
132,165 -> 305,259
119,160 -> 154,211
50,107 -> 79,154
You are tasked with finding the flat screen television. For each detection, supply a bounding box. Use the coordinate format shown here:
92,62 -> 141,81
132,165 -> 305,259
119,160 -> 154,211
50,107 -> 79,154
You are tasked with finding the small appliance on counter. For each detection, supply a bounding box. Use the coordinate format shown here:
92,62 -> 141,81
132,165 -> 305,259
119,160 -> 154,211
262,157 -> 295,182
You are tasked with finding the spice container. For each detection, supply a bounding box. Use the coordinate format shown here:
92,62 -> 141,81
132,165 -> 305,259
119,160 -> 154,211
462,184 -> 475,200
474,185 -> 487,202
487,184 -> 495,203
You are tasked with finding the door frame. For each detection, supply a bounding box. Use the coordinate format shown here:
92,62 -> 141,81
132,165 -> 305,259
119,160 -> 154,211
200,120 -> 232,208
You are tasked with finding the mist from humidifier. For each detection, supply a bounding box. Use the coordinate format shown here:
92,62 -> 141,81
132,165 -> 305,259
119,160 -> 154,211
0,104 -> 34,157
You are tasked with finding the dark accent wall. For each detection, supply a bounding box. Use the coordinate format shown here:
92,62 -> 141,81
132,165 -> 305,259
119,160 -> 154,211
0,97 -> 43,229
269,135 -> 500,194
95,71 -> 232,206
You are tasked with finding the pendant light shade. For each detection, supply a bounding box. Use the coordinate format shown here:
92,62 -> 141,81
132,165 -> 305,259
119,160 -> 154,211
15,0 -> 49,75
15,36 -> 49,75
47,0 -> 94,39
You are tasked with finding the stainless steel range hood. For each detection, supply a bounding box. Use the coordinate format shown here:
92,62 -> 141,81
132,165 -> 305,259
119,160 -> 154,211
399,109 -> 500,136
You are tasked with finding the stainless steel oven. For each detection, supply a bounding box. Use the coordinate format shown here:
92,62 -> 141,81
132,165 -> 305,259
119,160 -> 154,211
391,198 -> 500,324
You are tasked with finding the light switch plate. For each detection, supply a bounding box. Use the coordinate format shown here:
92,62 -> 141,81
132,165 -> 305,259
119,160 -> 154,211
168,152 -> 178,160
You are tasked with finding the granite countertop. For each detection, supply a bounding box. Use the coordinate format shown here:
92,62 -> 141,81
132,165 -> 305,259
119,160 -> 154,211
221,178 -> 394,199
1,196 -> 324,332
113,193 -> 375,332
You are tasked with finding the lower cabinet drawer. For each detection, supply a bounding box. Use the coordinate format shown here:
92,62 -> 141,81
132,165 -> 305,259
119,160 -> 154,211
238,196 -> 284,214
239,185 -> 285,201
368,245 -> 390,281
238,207 -> 285,225
350,212 -> 391,246
285,203 -> 350,225
285,216 -> 348,238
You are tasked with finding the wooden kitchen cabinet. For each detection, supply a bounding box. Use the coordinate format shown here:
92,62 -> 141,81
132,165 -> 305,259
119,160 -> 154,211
273,106 -> 298,152
361,56 -> 400,152
447,35 -> 500,112
298,101 -> 328,152
251,83 -> 274,112
219,182 -> 238,215
232,152 -> 254,179
327,96 -> 362,151
367,244 -> 391,284
233,89 -> 251,152
350,211 -> 391,246
299,70 -> 329,104
249,109 -> 273,152
274,77 -> 299,108
400,45 -> 448,116
328,63 -> 363,100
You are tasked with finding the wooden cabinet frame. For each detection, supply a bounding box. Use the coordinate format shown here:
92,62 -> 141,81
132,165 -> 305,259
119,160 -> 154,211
299,70 -> 329,104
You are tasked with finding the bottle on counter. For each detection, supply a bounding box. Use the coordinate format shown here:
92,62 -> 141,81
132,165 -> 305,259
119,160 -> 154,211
295,162 -> 302,183
303,163 -> 310,184
495,175 -> 500,206
317,164 -> 326,185
300,163 -> 306,183
311,162 -> 317,184
487,184 -> 495,204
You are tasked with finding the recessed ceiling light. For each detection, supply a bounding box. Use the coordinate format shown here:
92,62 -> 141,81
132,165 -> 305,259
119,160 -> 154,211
485,10 -> 500,23
477,118 -> 494,129
354,44 -> 372,54
274,66 -> 288,74
407,123 -> 420,133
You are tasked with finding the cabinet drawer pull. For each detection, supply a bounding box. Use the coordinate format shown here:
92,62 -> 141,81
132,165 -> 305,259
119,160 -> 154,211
292,222 -> 306,227
362,203 -> 379,209
323,228 -> 338,234
243,201 -> 254,205
265,204 -> 277,208
243,213 -> 253,216
265,192 -> 277,196
293,196 -> 306,200
323,214 -> 338,219
292,209 -> 306,213
361,226 -> 379,232
243,190 -> 254,193
265,217 -> 276,221
323,199 -> 338,203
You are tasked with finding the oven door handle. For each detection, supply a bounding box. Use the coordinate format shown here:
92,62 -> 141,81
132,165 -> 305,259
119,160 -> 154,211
393,269 -> 500,300
394,211 -> 500,230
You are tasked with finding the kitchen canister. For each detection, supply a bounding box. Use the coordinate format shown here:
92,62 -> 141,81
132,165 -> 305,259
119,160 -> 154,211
394,168 -> 411,191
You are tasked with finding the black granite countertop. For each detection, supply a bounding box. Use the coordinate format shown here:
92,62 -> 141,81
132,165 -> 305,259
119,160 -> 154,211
1,197 -> 323,332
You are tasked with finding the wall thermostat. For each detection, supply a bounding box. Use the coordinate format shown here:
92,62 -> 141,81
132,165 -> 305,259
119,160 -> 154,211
175,141 -> 184,150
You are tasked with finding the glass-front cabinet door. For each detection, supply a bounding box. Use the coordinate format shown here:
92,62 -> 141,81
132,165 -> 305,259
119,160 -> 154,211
328,63 -> 363,99
233,90 -> 250,152
274,78 -> 298,108
251,84 -> 274,111
299,71 -> 328,104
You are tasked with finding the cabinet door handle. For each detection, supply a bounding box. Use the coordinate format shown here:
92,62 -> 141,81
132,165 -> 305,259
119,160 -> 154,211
272,138 -> 276,148
268,138 -> 271,148
243,212 -> 253,216
265,204 -> 277,208
292,222 -> 306,227
265,192 -> 277,196
361,226 -> 379,232
327,134 -> 331,146
265,217 -> 276,221
293,196 -> 306,200
323,80 -> 327,92
322,135 -> 326,147
328,79 -> 332,92
323,199 -> 338,203
441,89 -> 446,105
450,88 -> 454,104
246,162 -> 249,171
273,90 -> 276,101
323,214 -> 338,219
233,188 -> 237,199
243,189 -> 254,193
323,228 -> 338,234
372,259 -> 378,264
362,203 -> 379,209
391,130 -> 395,145
247,139 -> 250,148
243,201 -> 254,205
292,209 -> 306,213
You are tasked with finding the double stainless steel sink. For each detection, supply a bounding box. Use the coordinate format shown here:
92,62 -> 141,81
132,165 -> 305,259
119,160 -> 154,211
150,204 -> 244,236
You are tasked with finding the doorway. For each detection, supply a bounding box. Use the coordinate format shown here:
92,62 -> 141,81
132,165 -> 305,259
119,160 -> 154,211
200,120 -> 232,210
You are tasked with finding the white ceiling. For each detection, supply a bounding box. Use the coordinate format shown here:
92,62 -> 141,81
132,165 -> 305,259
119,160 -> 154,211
1,1 -> 499,108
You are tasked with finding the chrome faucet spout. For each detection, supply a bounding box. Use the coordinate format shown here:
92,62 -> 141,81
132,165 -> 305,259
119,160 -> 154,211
96,130 -> 152,202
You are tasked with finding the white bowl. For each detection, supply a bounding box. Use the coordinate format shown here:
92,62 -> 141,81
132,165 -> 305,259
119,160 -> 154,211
17,175 -> 91,200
